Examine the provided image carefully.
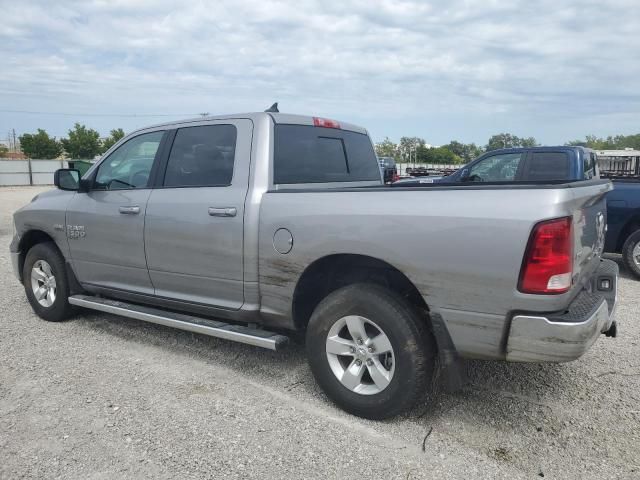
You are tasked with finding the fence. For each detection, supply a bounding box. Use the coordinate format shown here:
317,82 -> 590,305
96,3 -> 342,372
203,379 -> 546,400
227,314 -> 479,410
0,159 -> 72,186
396,162 -> 461,177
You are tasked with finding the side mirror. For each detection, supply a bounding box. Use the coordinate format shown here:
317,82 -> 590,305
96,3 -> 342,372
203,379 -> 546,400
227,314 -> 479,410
459,168 -> 470,181
54,169 -> 81,191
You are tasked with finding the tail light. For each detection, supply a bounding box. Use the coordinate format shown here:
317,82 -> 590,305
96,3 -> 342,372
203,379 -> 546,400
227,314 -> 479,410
313,117 -> 341,129
518,217 -> 573,294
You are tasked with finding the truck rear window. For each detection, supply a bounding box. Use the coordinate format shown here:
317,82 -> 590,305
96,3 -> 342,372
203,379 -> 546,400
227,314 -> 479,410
273,124 -> 380,184
523,152 -> 570,181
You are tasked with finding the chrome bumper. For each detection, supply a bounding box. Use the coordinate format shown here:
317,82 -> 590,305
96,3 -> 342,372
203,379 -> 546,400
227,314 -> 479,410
506,259 -> 618,363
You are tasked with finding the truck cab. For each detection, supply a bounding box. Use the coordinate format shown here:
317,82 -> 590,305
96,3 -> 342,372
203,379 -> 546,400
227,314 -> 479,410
443,146 -> 598,183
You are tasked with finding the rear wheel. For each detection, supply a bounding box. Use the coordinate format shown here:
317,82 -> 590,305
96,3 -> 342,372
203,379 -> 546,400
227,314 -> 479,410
306,283 -> 436,419
23,242 -> 74,322
622,230 -> 640,279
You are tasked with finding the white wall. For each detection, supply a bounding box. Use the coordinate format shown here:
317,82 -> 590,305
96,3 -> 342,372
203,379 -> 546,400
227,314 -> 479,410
0,159 -> 68,186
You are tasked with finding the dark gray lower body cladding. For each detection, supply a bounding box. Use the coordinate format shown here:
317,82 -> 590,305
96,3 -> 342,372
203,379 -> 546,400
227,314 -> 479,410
68,295 -> 288,351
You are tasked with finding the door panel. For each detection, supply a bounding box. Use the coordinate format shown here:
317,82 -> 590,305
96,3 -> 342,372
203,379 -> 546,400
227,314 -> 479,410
145,119 -> 252,309
66,189 -> 153,293
66,130 -> 165,294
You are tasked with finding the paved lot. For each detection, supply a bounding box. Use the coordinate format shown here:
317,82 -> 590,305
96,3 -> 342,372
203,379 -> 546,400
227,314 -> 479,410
0,186 -> 638,479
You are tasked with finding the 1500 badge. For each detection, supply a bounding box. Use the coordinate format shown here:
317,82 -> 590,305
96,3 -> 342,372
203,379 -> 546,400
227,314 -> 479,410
67,225 -> 86,239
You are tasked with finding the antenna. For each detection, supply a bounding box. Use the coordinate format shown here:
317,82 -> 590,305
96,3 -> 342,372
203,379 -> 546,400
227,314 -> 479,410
264,102 -> 279,113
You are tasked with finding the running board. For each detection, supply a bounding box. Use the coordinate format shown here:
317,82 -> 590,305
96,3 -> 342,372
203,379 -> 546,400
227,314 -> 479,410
68,295 -> 288,351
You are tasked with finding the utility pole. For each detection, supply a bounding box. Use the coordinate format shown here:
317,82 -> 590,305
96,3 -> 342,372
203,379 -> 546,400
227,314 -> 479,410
12,129 -> 17,153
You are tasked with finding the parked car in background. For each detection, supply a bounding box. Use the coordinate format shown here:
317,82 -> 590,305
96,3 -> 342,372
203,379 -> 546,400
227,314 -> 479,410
378,156 -> 397,183
394,146 -> 597,186
603,179 -> 640,278
11,113 -> 618,419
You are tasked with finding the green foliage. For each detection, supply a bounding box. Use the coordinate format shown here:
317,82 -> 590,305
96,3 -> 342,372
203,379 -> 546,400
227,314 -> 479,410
399,136 -> 426,152
566,133 -> 640,150
485,133 -> 539,151
374,137 -> 399,160
416,145 -> 463,164
18,129 -> 63,159
61,123 -> 102,159
441,140 -> 484,163
101,128 -> 126,153
0,144 -> 8,156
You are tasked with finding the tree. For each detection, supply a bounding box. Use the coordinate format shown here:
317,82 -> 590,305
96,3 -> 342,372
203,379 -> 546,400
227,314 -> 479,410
101,128 -> 126,153
61,123 -> 102,159
486,133 -> 538,151
0,144 -> 8,157
18,129 -> 63,159
442,140 -> 484,163
375,137 -> 398,160
519,136 -> 538,147
566,133 -> 640,150
426,146 -> 463,164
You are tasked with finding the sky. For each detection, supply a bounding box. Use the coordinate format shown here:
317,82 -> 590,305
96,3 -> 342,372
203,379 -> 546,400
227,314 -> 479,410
1,0 -> 639,147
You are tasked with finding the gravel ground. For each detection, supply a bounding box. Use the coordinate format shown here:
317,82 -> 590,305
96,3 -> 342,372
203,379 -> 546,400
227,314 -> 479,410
0,186 -> 638,480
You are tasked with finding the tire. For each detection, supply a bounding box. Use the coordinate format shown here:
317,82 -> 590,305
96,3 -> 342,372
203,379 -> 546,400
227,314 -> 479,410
306,283 -> 436,420
22,242 -> 74,322
622,230 -> 640,279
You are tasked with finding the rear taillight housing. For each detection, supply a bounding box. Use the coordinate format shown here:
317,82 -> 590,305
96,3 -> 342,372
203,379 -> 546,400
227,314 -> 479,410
518,217 -> 573,294
313,117 -> 341,129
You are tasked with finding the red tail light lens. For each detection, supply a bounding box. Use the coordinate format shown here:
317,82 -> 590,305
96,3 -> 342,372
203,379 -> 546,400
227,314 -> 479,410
518,217 -> 573,294
313,117 -> 341,129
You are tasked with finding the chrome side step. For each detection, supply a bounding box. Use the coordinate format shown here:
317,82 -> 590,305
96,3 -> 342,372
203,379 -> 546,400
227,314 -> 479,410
68,295 -> 288,351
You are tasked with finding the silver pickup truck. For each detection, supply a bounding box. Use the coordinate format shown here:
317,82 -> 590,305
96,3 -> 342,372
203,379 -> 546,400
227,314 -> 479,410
10,111 -> 618,419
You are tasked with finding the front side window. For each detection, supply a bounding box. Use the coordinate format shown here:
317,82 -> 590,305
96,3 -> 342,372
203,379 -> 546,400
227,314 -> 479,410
467,153 -> 523,182
94,131 -> 164,190
163,124 -> 237,187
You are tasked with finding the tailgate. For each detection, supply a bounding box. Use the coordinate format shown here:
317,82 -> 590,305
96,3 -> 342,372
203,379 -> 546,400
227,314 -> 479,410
568,181 -> 612,293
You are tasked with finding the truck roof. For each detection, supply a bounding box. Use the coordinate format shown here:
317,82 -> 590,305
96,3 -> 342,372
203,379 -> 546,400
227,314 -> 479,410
131,112 -> 368,135
486,145 -> 593,155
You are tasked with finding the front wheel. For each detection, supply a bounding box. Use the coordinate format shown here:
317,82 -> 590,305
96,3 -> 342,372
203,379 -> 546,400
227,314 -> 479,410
622,230 -> 640,279
23,242 -> 74,322
306,283 -> 436,419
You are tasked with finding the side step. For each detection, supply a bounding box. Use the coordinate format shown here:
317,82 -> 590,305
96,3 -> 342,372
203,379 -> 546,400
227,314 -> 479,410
68,295 -> 289,351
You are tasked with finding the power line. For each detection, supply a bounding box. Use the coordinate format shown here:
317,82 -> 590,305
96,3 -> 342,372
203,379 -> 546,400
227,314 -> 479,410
0,109 -> 201,118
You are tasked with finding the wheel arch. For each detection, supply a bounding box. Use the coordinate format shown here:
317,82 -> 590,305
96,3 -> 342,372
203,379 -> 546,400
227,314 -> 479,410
17,230 -> 62,282
616,215 -> 640,252
291,253 -> 429,330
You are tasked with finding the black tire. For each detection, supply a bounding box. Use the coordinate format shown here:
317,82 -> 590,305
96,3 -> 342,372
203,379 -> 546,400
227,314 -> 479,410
22,242 -> 74,322
306,283 -> 436,420
622,230 -> 640,279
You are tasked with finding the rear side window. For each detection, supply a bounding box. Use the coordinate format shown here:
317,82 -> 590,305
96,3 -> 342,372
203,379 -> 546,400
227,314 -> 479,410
273,125 -> 380,184
163,124 -> 236,187
524,152 -> 570,181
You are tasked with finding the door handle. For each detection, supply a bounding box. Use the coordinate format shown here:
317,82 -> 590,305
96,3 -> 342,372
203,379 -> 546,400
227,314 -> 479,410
208,207 -> 237,217
119,205 -> 140,215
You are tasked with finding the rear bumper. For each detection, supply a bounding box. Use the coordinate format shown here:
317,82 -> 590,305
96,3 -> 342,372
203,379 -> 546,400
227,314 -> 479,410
11,251 -> 21,281
9,234 -> 21,281
506,259 -> 618,362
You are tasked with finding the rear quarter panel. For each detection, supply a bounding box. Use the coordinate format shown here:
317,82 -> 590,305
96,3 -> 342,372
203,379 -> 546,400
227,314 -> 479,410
257,182 -> 611,344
